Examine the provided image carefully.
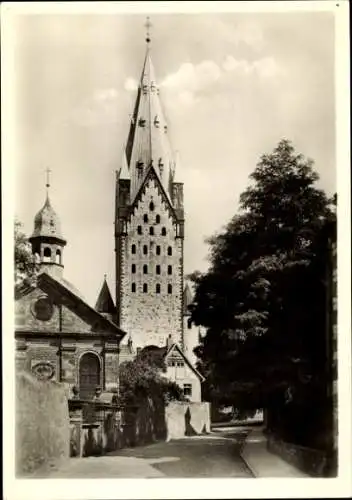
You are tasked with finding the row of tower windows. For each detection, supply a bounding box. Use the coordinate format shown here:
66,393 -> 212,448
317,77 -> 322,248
131,244 -> 172,256
137,225 -> 166,236
43,247 -> 62,264
131,283 -> 173,294
142,213 -> 160,223
131,264 -> 173,275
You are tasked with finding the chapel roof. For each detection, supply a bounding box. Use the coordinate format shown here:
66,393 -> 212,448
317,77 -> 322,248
30,191 -> 65,242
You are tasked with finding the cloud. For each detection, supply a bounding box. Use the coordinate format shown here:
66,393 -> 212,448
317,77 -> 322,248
158,55 -> 284,113
71,88 -> 119,127
124,78 -> 138,92
93,88 -> 119,102
222,55 -> 283,79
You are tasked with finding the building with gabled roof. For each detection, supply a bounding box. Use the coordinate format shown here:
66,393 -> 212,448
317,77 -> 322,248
15,186 -> 126,400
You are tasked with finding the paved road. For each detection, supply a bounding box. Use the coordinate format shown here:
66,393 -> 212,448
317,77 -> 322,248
108,433 -> 254,478
29,430 -> 254,479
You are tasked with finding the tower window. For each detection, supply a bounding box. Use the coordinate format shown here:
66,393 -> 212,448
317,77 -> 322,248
168,265 -> 172,275
132,264 -> 136,274
43,247 -> 51,263
138,118 -> 146,127
149,227 -> 154,236
168,284 -> 172,294
143,264 -> 148,274
143,283 -> 148,293
143,214 -> 148,223
167,246 -> 172,256
137,225 -> 142,235
156,283 -> 161,294
156,214 -> 160,224
143,245 -> 148,255
131,283 -> 136,293
156,265 -> 161,275
161,227 -> 166,236
131,244 -> 136,254
156,245 -> 161,255
149,201 -> 155,211
56,249 -> 61,264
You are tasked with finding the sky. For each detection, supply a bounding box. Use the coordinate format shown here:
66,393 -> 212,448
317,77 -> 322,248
13,9 -> 336,307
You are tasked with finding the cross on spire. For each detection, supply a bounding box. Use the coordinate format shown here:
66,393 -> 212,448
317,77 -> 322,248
145,16 -> 152,44
45,167 -> 52,194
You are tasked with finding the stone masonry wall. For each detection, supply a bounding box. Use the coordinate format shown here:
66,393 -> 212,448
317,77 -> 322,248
119,178 -> 183,349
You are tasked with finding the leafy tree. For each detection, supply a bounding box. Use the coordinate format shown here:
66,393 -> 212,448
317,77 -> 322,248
190,139 -> 336,444
119,347 -> 184,406
14,219 -> 38,286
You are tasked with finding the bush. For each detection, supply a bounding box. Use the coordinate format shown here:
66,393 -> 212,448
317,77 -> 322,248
16,371 -> 70,475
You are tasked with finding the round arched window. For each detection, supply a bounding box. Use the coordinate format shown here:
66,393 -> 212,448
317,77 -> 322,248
32,297 -> 54,321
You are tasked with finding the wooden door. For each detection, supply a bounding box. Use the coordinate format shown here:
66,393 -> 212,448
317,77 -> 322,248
79,353 -> 100,400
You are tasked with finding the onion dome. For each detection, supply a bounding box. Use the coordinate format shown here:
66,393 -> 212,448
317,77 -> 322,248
31,194 -> 65,241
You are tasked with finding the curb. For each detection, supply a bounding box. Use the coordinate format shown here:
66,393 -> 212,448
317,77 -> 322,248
239,445 -> 258,478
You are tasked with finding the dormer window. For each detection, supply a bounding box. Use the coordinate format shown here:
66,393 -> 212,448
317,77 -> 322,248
151,82 -> 156,93
164,125 -> 168,133
142,84 -> 148,94
138,118 -> 146,128
154,115 -> 160,128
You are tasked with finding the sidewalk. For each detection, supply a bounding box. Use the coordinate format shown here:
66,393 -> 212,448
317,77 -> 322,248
28,455 -> 165,478
241,428 -> 310,478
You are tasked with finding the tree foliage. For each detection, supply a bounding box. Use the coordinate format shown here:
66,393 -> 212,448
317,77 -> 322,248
189,140 -> 336,425
14,219 -> 38,286
119,347 -> 184,406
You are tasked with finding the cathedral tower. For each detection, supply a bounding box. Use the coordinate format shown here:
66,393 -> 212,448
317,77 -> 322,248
115,25 -> 185,350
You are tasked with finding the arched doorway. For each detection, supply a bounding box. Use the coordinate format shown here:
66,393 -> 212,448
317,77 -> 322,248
79,353 -> 100,400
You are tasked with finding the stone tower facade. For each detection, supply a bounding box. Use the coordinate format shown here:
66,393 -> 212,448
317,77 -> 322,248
115,39 -> 185,351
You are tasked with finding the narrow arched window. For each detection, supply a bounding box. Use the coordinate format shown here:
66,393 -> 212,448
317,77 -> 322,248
156,245 -> 161,256
149,227 -> 154,236
43,247 -> 51,263
168,265 -> 172,275
161,227 -> 166,236
143,214 -> 148,223
143,283 -> 148,293
131,283 -> 136,293
143,245 -> 148,255
132,264 -> 136,274
137,225 -> 142,235
149,201 -> 155,211
168,284 -> 172,294
143,264 -> 148,274
156,214 -> 160,224
167,246 -> 172,256
56,249 -> 61,264
156,265 -> 161,275
156,283 -> 161,294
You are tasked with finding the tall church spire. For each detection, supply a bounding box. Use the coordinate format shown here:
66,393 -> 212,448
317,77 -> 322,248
125,18 -> 175,202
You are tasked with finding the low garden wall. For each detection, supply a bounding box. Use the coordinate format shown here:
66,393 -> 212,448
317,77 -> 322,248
16,371 -> 70,476
69,399 -> 211,457
267,434 -> 330,477
165,401 -> 211,441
